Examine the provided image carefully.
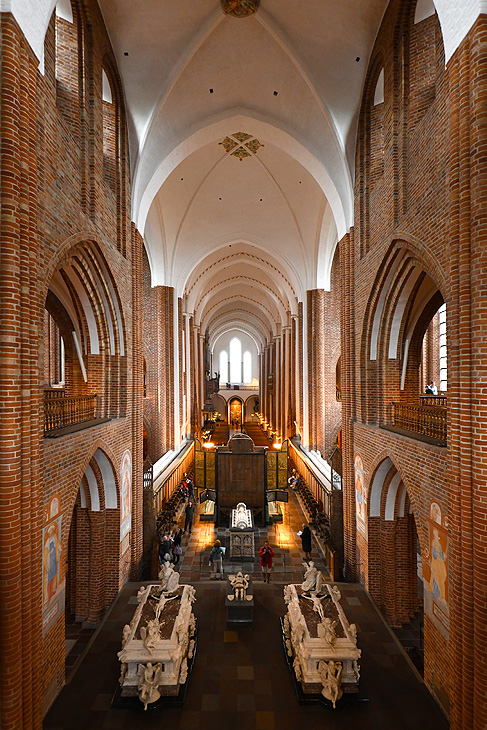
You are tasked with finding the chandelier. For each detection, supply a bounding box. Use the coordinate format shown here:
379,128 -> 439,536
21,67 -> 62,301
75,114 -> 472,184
220,0 -> 260,17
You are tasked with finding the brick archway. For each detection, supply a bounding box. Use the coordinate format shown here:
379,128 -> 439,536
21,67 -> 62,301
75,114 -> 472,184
66,450 -> 120,626
366,457 -> 422,629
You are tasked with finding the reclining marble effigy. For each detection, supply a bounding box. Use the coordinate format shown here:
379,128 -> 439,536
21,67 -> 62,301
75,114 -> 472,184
282,571 -> 361,706
117,569 -> 196,709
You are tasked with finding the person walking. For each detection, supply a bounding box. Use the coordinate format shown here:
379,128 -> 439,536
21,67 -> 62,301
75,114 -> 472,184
209,539 -> 225,579
184,499 -> 195,535
172,528 -> 183,565
300,524 -> 312,561
259,540 -> 274,582
159,532 -> 173,565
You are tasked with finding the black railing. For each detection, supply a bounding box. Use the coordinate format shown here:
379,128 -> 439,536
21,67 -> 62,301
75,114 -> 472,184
44,394 -> 100,433
387,402 -> 447,444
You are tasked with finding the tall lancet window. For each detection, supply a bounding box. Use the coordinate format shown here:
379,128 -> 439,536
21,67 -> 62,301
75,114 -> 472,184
219,350 -> 228,384
243,351 -> 252,384
230,337 -> 242,383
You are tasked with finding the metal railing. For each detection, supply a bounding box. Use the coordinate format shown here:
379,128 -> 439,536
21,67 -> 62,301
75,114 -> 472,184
387,402 -> 447,444
152,441 -> 195,516
44,393 -> 100,433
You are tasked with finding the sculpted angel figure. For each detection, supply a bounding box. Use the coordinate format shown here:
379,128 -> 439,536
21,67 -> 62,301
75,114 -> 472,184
317,616 -> 337,647
140,618 -> 161,653
137,662 -> 163,710
318,660 -> 343,709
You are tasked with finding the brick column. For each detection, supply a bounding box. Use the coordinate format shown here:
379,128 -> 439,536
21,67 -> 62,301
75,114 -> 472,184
130,225 -> 144,577
340,229 -> 357,580
0,15 -> 42,729
448,18 -> 487,730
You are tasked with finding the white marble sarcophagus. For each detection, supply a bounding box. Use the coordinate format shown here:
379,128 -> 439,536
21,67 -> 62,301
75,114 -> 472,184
282,579 -> 361,707
117,579 -> 196,709
229,502 -> 255,560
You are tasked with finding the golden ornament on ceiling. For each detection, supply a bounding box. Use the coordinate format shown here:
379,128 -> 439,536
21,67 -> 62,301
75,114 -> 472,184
219,132 -> 264,160
220,0 -> 260,18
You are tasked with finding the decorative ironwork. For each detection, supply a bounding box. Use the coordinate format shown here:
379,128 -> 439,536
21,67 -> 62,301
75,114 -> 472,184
220,0 -> 260,17
386,402 -> 447,445
44,393 -> 100,433
419,394 -> 447,407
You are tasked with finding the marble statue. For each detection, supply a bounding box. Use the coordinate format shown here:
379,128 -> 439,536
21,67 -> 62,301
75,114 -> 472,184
122,624 -> 131,648
318,660 -> 343,709
159,560 -> 180,593
140,618 -> 161,654
227,571 -> 253,602
349,623 -> 358,645
328,584 -> 341,602
317,616 -> 337,647
302,592 -> 325,622
137,661 -> 163,710
155,592 -> 177,621
301,561 -> 324,594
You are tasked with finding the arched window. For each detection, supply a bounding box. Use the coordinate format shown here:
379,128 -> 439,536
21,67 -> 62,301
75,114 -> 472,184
230,337 -> 242,383
219,351 -> 228,384
102,69 -> 117,196
243,351 -> 252,384
438,303 -> 447,392
54,0 -> 79,135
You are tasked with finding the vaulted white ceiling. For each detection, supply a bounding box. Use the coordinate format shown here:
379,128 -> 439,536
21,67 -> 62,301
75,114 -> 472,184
9,0 -> 480,350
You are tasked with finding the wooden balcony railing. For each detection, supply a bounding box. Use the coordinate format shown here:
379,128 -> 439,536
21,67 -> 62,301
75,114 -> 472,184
386,402 -> 447,445
44,393 -> 100,433
419,394 -> 447,407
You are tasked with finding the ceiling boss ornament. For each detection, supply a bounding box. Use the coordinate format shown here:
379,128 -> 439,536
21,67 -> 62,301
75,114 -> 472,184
220,0 -> 260,18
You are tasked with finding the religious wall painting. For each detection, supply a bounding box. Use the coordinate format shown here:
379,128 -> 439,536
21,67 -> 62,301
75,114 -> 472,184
423,500 -> 449,635
120,449 -> 132,540
42,495 -> 65,634
354,453 -> 367,538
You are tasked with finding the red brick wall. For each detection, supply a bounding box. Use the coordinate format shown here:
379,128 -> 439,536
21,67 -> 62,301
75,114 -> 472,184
0,2 -> 141,724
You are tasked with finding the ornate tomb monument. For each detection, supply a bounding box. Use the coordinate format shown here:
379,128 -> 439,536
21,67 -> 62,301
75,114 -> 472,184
117,564 -> 197,710
226,571 -> 254,624
282,567 -> 361,707
229,501 -> 255,560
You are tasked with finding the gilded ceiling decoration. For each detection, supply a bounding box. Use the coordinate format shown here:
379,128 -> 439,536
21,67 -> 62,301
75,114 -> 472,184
220,0 -> 260,17
219,132 -> 264,161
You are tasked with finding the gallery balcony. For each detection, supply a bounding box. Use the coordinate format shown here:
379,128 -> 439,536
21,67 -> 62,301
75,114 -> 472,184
43,392 -> 109,437
383,400 -> 447,447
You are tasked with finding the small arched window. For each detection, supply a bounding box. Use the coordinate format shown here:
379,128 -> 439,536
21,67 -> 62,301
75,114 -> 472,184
230,338 -> 242,384
243,351 -> 252,384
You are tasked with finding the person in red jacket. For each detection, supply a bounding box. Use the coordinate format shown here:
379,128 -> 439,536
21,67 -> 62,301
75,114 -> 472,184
259,540 -> 274,583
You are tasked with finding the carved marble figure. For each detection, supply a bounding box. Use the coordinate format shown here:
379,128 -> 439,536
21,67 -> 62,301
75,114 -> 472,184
318,659 -> 343,708
137,661 -> 163,710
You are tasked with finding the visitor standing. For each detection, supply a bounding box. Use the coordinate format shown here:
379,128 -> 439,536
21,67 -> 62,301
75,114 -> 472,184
209,539 -> 225,579
172,528 -> 183,565
184,499 -> 195,535
259,540 -> 274,582
159,533 -> 173,565
300,524 -> 312,561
